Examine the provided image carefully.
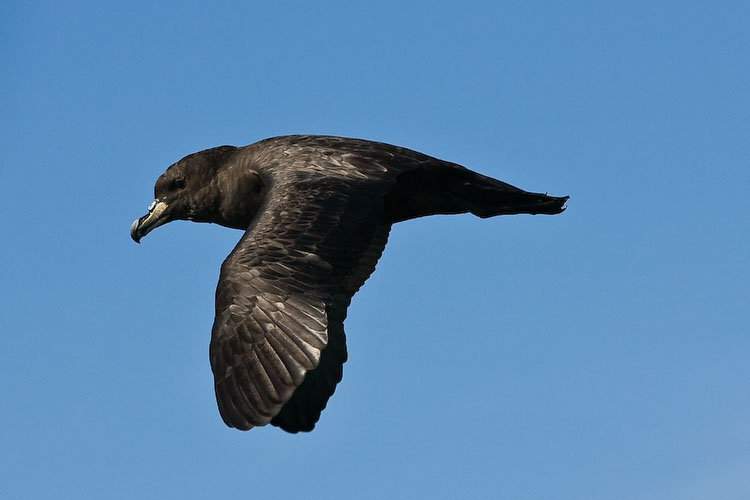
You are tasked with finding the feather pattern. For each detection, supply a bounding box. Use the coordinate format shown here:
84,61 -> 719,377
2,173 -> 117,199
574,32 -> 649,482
210,140 -> 406,430
131,135 -> 568,432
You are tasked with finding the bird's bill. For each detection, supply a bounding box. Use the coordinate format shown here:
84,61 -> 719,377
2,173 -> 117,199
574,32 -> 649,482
130,201 -> 169,243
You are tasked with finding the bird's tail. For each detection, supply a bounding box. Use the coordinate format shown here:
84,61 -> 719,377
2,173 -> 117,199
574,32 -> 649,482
449,171 -> 569,219
386,165 -> 568,222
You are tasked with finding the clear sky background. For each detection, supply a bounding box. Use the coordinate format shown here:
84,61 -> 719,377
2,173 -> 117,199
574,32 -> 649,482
2,2 -> 749,499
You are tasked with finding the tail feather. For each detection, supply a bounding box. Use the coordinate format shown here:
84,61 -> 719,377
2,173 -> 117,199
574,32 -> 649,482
451,173 -> 569,218
386,163 -> 568,222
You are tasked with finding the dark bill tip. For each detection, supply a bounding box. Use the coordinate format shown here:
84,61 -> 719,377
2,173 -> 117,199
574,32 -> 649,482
130,217 -> 144,243
130,201 -> 169,243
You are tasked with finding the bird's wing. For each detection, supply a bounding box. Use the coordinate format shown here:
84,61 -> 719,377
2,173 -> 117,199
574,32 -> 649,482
209,170 -> 394,432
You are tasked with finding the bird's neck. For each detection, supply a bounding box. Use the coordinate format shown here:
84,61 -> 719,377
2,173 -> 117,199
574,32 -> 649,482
215,166 -> 266,230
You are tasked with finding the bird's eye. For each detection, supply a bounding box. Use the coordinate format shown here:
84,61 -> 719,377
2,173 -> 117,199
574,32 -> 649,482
171,178 -> 186,190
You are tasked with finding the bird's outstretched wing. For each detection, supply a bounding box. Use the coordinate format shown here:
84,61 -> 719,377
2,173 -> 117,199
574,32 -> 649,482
209,168 -> 394,432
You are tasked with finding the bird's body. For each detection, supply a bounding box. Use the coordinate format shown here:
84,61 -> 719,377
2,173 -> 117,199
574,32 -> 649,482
131,135 -> 568,432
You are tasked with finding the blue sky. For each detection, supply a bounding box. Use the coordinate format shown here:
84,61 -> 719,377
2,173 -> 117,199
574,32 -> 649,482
2,1 -> 749,499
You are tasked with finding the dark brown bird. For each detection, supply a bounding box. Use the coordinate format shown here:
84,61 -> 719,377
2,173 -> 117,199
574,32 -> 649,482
130,135 -> 568,433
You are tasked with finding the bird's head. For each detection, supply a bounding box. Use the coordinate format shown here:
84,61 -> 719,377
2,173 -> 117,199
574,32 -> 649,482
130,146 -> 264,243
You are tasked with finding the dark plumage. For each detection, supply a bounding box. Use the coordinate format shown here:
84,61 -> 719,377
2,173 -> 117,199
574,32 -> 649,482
130,135 -> 568,433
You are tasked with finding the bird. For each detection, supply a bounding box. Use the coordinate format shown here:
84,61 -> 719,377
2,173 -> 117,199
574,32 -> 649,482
130,135 -> 568,433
